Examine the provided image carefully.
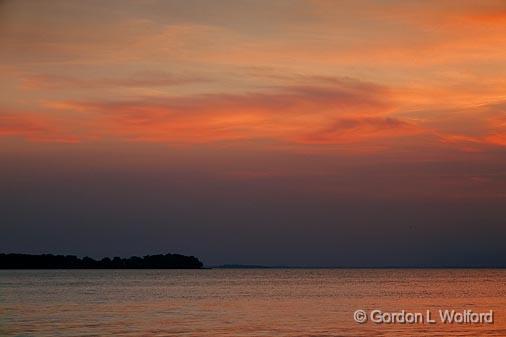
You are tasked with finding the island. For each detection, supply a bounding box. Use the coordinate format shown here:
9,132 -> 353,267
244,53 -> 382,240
0,253 -> 203,269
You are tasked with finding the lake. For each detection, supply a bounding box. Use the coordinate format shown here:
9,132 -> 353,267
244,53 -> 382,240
1,269 -> 505,336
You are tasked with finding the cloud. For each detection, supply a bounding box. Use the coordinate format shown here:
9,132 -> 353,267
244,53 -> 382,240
1,78 -> 422,147
4,77 -> 505,153
37,79 -> 400,144
435,101 -> 506,149
296,117 -> 420,144
0,112 -> 79,143
485,134 -> 506,146
20,72 -> 209,90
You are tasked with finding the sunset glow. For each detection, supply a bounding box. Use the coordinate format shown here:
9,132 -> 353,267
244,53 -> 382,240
1,0 -> 505,265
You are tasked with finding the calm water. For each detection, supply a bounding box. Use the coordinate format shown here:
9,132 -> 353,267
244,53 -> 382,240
1,269 -> 505,336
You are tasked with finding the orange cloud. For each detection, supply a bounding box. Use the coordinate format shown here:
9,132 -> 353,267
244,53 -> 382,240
20,72 -> 209,90
0,112 -> 79,143
295,117 -> 421,144
438,133 -> 506,152
3,80 -> 505,154
426,110 -> 505,151
1,0 -> 505,156
485,134 -> 506,146
2,78 -> 427,148
39,79 -> 402,144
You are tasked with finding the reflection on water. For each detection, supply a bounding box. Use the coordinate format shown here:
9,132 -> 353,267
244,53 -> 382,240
1,269 -> 505,336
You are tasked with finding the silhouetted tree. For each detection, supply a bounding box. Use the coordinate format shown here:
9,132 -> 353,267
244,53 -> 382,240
0,253 -> 203,269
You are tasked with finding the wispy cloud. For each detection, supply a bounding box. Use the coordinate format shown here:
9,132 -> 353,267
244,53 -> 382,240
34,79 -> 400,144
20,72 -> 210,90
0,112 -> 79,143
296,117 -> 420,144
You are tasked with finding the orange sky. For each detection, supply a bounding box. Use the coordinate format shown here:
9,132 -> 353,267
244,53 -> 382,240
1,0 -> 505,152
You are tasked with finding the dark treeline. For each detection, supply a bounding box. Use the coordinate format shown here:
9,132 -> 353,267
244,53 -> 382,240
0,253 -> 203,269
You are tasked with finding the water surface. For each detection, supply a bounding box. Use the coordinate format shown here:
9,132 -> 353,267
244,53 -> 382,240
1,269 -> 505,336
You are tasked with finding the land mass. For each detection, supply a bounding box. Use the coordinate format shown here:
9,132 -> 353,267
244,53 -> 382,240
0,253 -> 203,269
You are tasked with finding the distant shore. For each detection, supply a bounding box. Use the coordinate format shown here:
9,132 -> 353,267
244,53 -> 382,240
214,264 -> 506,269
0,253 -> 203,269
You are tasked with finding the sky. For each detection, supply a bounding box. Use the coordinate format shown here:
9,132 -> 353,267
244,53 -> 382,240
1,0 -> 505,266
